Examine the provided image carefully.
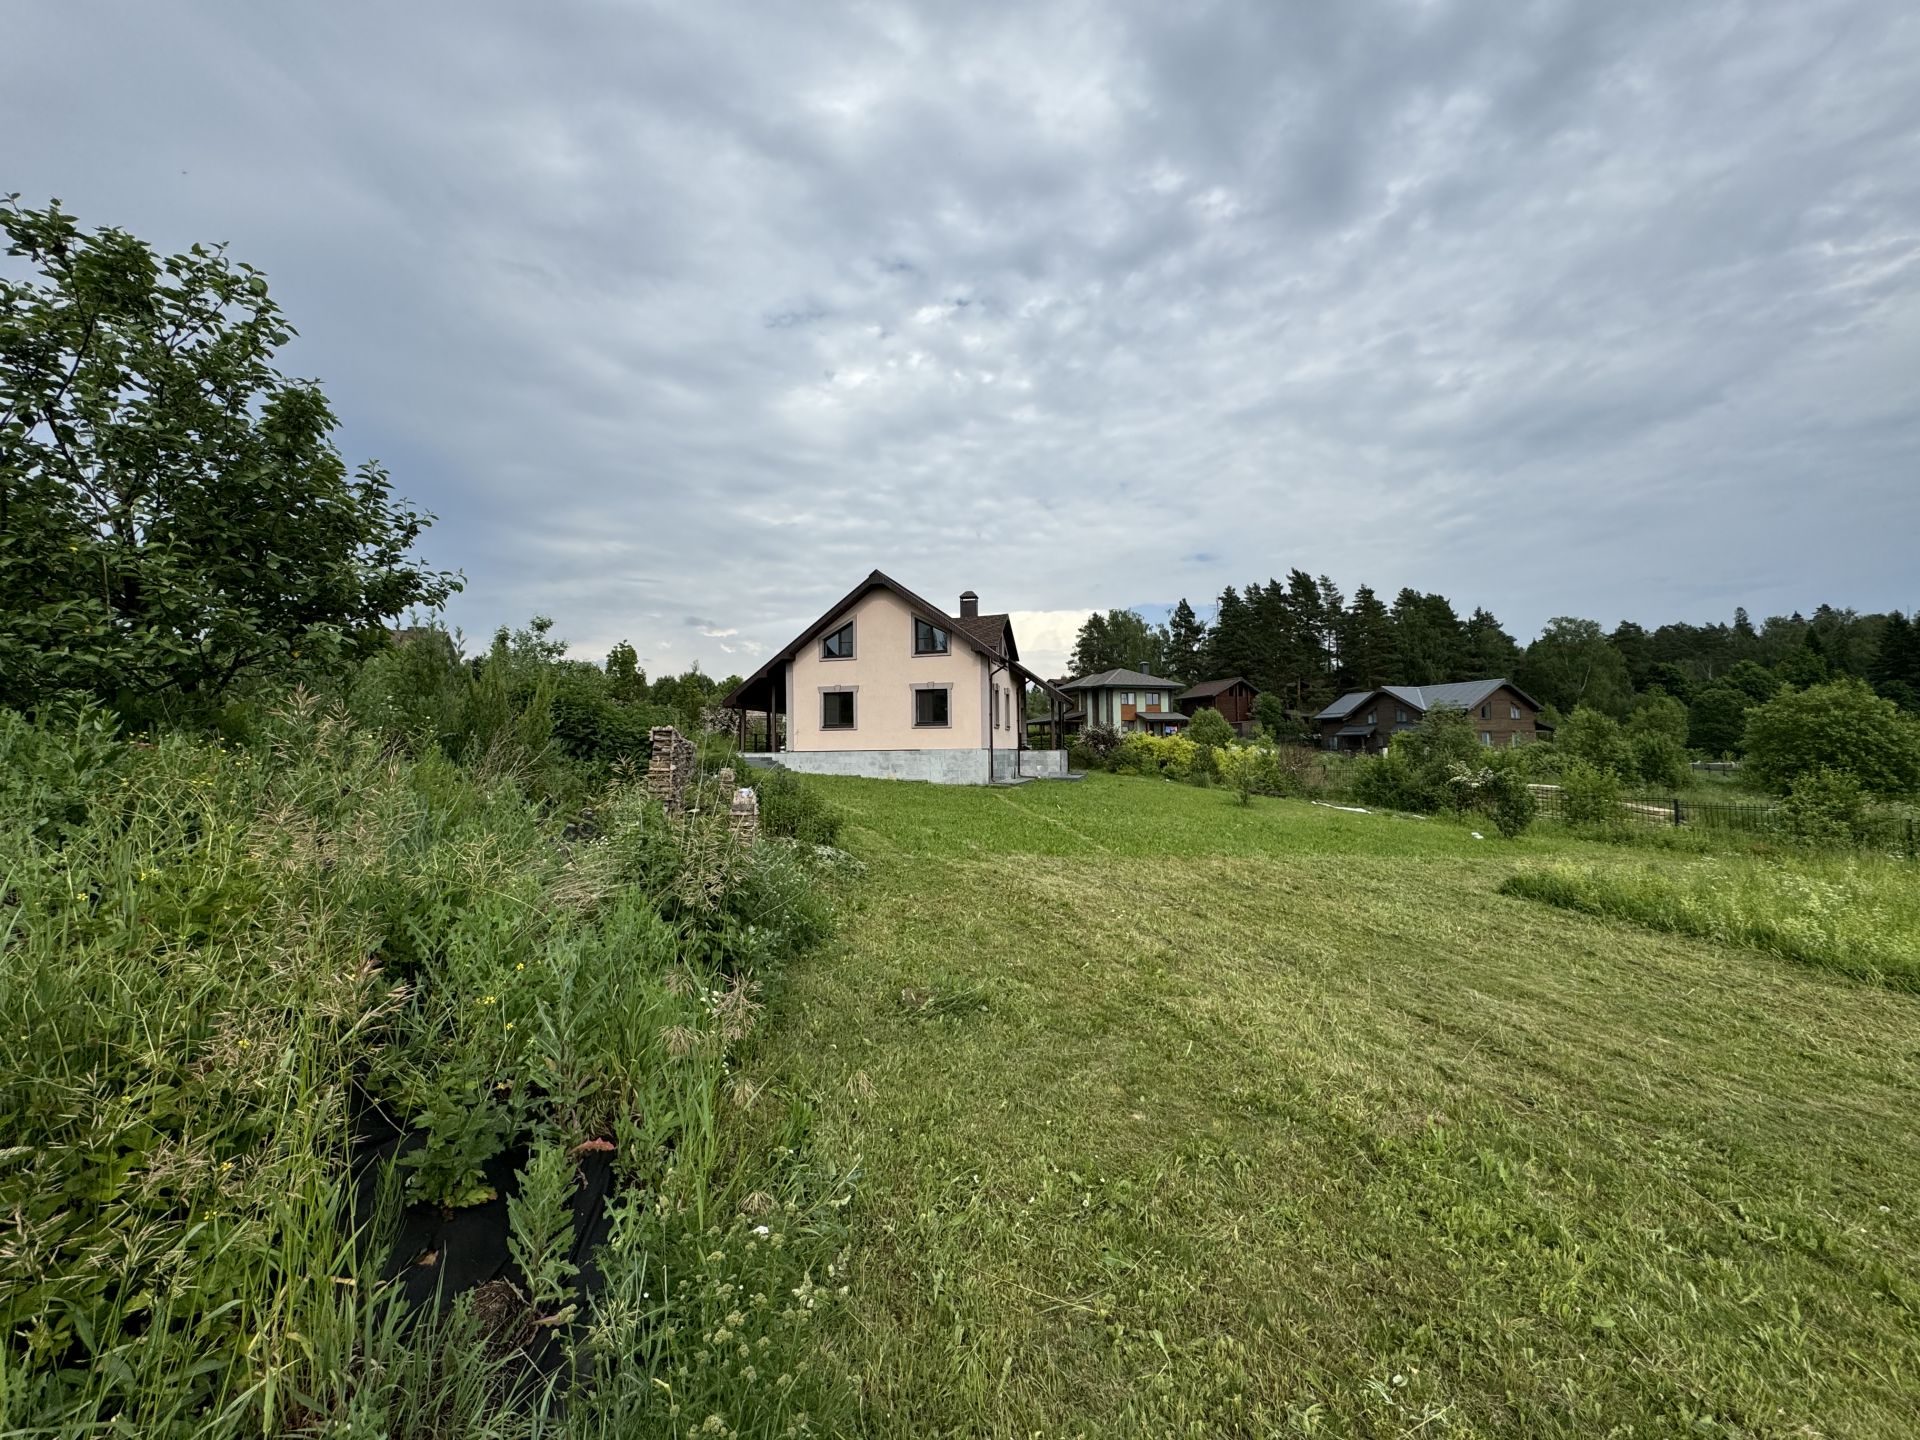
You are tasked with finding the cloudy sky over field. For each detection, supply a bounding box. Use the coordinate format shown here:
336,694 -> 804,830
11,1 -> 1919,679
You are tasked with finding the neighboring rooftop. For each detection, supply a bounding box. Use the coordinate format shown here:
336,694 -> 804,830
1313,678 -> 1540,721
1062,668 -> 1184,692
1177,676 -> 1253,700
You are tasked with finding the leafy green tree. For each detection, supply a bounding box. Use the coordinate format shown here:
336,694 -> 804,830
1556,705 -> 1631,776
1743,678 -> 1920,796
1775,643 -> 1830,689
1518,618 -> 1633,717
1687,685 -> 1750,756
1626,692 -> 1689,747
1723,659 -> 1783,705
0,198 -> 457,715
605,640 -> 648,704
1629,731 -> 1690,789
1254,691 -> 1291,740
1071,608 -> 1166,677
1609,621 -> 1652,690
1643,661 -> 1694,702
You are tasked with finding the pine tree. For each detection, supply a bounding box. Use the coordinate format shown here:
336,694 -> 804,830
1338,585 -> 1394,690
1202,586 -> 1258,683
1165,598 -> 1207,682
1463,608 -> 1521,677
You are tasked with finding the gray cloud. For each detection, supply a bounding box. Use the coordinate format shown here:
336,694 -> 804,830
9,0 -> 1918,679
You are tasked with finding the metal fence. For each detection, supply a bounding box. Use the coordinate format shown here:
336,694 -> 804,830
1528,784 -> 1920,856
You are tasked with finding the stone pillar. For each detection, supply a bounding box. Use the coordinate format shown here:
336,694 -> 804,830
729,786 -> 759,846
646,726 -> 699,813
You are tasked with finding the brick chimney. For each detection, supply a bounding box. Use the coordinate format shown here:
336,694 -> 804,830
959,590 -> 979,618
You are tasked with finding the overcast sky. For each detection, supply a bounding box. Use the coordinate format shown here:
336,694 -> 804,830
11,2 -> 1919,679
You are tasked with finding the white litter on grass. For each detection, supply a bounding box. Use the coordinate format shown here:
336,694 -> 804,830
1471,831 -> 1485,840
1311,801 -> 1371,814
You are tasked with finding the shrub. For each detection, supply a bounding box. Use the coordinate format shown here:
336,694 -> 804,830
1206,741 -> 1287,802
1078,722 -> 1124,766
1444,755 -> 1538,837
1743,678 -> 1920,796
1558,759 -> 1624,829
751,764 -> 845,845
1216,743 -> 1261,804
1186,706 -> 1236,753
1351,752 -> 1433,811
1781,767 -> 1869,849
1629,731 -> 1691,790
1110,733 -> 1197,780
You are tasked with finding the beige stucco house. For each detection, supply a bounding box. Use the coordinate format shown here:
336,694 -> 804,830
723,571 -> 1074,784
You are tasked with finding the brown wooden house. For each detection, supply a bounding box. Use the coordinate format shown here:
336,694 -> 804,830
1313,679 -> 1544,754
1176,677 -> 1259,736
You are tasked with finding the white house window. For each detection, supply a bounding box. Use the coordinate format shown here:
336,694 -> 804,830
913,618 -> 948,655
1480,730 -> 1493,746
1510,704 -> 1522,720
1122,691 -> 1135,706
821,621 -> 854,659
1367,709 -> 1377,724
821,690 -> 855,729
914,686 -> 951,727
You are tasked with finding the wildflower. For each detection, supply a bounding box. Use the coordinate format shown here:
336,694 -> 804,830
515,962 -> 525,971
481,995 -> 497,1006
237,1039 -> 250,1050
504,1022 -> 515,1031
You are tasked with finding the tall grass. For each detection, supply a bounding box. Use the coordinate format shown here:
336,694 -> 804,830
0,698 -> 850,1436
1500,854 -> 1920,989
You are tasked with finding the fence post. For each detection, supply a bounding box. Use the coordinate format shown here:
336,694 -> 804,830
1672,797 -> 1682,827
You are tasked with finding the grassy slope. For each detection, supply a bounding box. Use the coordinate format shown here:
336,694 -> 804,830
759,774 -> 1920,1439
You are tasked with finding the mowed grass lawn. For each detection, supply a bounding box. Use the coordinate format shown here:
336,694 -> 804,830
755,774 -> 1920,1439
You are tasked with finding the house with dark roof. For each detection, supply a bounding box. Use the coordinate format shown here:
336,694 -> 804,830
1313,679 -> 1545,753
1057,668 -> 1189,736
721,571 -> 1075,784
1177,676 -> 1260,735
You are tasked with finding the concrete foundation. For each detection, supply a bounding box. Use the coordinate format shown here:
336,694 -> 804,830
742,748 -> 1070,786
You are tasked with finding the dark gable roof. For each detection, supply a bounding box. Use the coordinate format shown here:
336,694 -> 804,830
1061,668 -> 1183,691
1312,678 -> 1543,722
721,571 -> 1069,709
952,612 -> 1017,662
1177,676 -> 1255,701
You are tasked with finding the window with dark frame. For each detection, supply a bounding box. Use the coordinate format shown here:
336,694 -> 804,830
913,618 -> 949,654
821,690 -> 855,729
1480,703 -> 1491,718
915,687 -> 950,727
1510,704 -> 1521,720
821,621 -> 854,659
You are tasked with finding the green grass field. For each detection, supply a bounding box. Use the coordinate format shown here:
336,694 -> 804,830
757,773 -> 1920,1438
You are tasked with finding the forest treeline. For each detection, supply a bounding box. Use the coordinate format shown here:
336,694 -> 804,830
1069,570 -> 1920,752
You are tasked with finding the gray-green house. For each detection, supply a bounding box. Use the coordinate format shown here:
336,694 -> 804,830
1058,669 -> 1189,736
